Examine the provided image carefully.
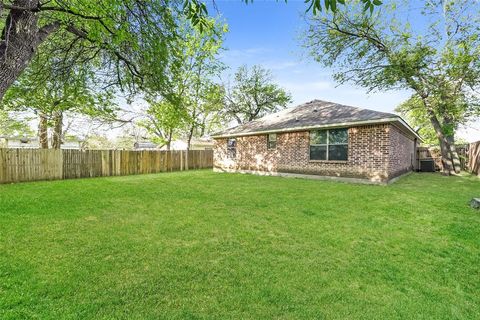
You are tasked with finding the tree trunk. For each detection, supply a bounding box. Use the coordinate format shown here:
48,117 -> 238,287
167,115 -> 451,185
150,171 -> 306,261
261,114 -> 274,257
51,111 -> 63,149
38,112 -> 48,149
166,129 -> 172,151
438,139 -> 454,175
416,94 -> 461,174
187,126 -> 195,151
427,111 -> 455,175
199,119 -> 206,137
441,115 -> 461,173
233,114 -> 243,125
445,134 -> 461,173
0,1 -> 59,100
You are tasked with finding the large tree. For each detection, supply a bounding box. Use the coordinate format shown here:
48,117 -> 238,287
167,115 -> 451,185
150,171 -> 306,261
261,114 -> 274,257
0,0 -> 182,100
140,99 -> 187,150
176,20 -> 226,149
141,17 -> 226,150
184,84 -> 224,145
303,0 -> 480,174
395,96 -> 442,146
223,65 -> 292,124
2,45 -> 117,149
0,0 -> 381,101
0,109 -> 32,138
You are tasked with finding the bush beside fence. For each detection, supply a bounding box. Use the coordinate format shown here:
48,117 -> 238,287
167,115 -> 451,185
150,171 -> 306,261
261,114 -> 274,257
0,149 -> 213,184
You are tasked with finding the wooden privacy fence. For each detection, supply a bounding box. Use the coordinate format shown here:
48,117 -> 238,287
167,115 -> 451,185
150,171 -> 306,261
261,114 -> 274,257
417,142 -> 480,175
417,145 -> 468,171
468,141 -> 480,176
0,149 -> 213,184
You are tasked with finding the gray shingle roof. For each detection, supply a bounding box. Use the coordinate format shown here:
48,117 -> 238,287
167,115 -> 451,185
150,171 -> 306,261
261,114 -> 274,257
212,100 -> 407,138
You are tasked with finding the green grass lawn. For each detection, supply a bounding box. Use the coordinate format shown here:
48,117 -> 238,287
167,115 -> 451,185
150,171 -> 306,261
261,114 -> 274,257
0,171 -> 479,319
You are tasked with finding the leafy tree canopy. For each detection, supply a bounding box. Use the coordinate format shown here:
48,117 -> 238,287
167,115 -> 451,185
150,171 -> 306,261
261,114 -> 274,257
0,110 -> 32,138
396,96 -> 438,146
140,16 -> 227,149
1,36 -> 119,148
223,65 -> 292,125
0,0 -> 383,100
2,50 -> 117,122
0,0 -> 183,99
303,0 -> 480,173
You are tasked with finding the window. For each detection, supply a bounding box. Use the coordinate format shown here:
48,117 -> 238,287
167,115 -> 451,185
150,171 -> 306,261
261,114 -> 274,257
267,133 -> 277,150
310,128 -> 348,161
227,138 -> 236,159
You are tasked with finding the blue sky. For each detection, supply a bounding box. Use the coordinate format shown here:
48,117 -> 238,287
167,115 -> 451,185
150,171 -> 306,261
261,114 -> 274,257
212,1 -> 411,110
208,0 -> 480,142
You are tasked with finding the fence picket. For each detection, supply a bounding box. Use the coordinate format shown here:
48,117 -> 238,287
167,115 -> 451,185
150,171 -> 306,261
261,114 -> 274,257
0,149 -> 213,184
468,141 -> 480,176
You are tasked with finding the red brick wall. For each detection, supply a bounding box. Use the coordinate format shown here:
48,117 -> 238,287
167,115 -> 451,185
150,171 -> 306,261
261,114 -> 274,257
214,124 -> 415,182
388,125 -> 415,178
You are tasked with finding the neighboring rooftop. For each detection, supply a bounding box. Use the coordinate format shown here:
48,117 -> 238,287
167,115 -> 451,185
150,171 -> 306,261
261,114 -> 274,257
212,99 -> 420,139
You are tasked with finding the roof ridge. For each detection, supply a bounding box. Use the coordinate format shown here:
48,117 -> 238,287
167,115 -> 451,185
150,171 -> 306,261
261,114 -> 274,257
211,99 -> 411,139
305,99 -> 396,115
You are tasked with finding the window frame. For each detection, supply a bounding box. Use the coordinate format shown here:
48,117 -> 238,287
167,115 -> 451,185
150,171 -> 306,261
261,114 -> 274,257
267,133 -> 277,150
227,138 -> 236,159
309,128 -> 348,161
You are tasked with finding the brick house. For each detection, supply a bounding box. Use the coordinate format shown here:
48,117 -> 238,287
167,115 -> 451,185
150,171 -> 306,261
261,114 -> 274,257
212,100 -> 421,184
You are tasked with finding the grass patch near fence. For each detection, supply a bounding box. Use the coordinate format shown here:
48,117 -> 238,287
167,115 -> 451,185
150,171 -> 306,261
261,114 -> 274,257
0,171 -> 479,319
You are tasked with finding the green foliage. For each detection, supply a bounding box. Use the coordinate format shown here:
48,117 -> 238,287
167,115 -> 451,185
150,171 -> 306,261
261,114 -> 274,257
114,135 -> 137,150
0,110 -> 33,138
0,0 -> 383,102
1,43 -> 118,128
1,0 -> 184,94
0,172 -> 479,318
194,84 -> 225,135
140,99 -> 188,147
396,96 -> 438,145
303,0 -> 480,146
304,0 -> 381,15
224,65 -> 292,124
141,17 -> 227,144
82,134 -> 137,150
182,0 -> 382,29
82,134 -> 116,150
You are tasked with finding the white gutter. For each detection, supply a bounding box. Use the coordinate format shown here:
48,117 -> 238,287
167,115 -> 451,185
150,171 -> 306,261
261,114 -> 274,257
212,117 -> 422,141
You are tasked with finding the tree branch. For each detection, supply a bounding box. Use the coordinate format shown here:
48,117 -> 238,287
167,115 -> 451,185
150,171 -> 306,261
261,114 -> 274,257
65,25 -> 143,82
37,21 -> 60,42
39,6 -> 116,35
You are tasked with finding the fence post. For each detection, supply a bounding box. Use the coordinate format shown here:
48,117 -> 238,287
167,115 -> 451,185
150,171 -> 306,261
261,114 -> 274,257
0,149 -> 5,182
58,149 -> 64,180
469,141 -> 480,176
0,149 -> 213,184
